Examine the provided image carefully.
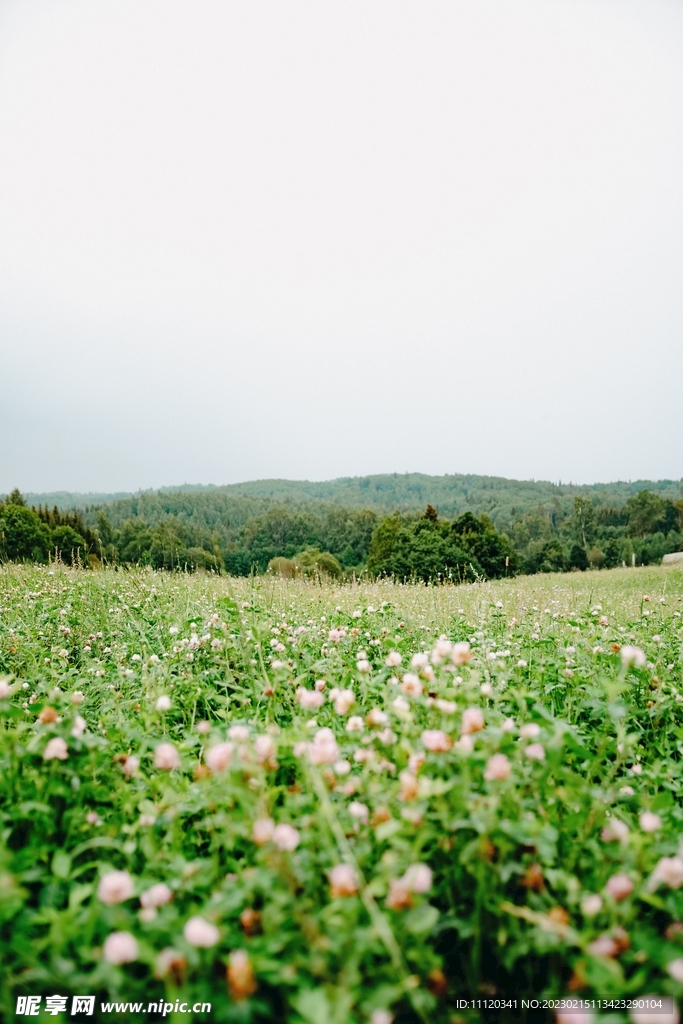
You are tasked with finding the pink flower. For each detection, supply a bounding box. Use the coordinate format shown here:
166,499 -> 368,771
253,818 -> 275,845
619,785 -> 635,796
98,870 -> 135,905
184,916 -> 219,947
451,642 -> 472,666
587,935 -> 619,958
228,725 -> 249,741
385,651 -> 402,667
605,873 -> 634,901
601,819 -> 629,843
651,856 -> 683,890
421,729 -> 452,753
403,864 -> 432,893
43,737 -> 68,761
581,894 -> 602,917
371,1012 -> 394,1024
408,751 -> 425,774
346,716 -> 364,733
399,771 -> 419,801
296,688 -> 325,709
524,743 -> 545,761
667,958 -> 683,983
122,755 -> 139,776
411,653 -> 429,670
484,753 -> 511,781
501,718 -> 516,733
154,743 -> 180,770
455,735 -> 474,753
71,715 -> 87,738
367,708 -> 388,727
357,659 -> 371,673
520,723 -> 540,739
308,728 -> 339,765
401,674 -> 423,697
140,883 -> 172,909
206,742 -> 234,772
639,812 -> 661,833
329,864 -> 358,898
330,689 -> 355,715
254,735 -> 276,764
103,931 -> 138,964
461,708 -> 484,735
272,823 -> 299,851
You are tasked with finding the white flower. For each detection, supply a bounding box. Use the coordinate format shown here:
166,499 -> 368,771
480,682 -> 493,697
122,755 -> 140,776
461,708 -> 484,734
651,856 -> 683,890
371,1012 -> 393,1024
501,717 -> 516,733
272,823 -> 299,851
329,864 -> 358,897
296,688 -> 325,709
71,691 -> 85,704
621,645 -> 646,668
334,760 -> 351,775
391,696 -> 410,713
0,679 -> 11,699
484,753 -> 511,781
206,742 -> 234,772
403,863 -> 432,893
411,653 -> 429,670
71,715 -> 87,738
228,725 -> 249,741
346,716 -> 364,733
385,651 -> 402,667
517,660 -> 527,668
254,735 -> 276,763
308,728 -> 339,765
43,737 -> 68,761
524,743 -> 545,761
140,883 -> 172,909
356,659 -> 371,673
639,812 -> 661,833
421,729 -> 452,752
601,819 -> 629,843
348,801 -> 369,824
253,818 -> 275,845
103,931 -> 138,964
98,870 -> 134,905
184,916 -> 219,947
367,708 -> 388,727
330,689 -> 355,715
155,695 -> 171,712
581,894 -> 602,917
667,959 -> 683,983
400,674 -> 422,697
455,735 -> 474,753
520,723 -> 540,739
154,743 -> 180,770
619,785 -> 635,796
605,873 -> 634,901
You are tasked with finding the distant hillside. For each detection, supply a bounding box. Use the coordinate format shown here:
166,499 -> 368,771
21,471 -> 683,519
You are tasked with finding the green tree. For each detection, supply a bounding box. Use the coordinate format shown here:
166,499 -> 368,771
572,497 -> 596,547
626,490 -> 669,538
0,505 -> 51,561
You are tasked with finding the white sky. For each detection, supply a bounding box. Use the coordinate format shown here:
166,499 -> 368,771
1,0 -> 682,493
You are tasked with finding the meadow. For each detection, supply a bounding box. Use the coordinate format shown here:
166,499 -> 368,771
1,563 -> 683,1023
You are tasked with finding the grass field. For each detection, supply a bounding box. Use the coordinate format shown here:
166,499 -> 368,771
1,564 -> 683,1023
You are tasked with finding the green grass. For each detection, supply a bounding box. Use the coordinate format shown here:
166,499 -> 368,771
1,564 -> 683,1023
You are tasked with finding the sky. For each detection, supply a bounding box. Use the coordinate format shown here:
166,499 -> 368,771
1,0 -> 683,495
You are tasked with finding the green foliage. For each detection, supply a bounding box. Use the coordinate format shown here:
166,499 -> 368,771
0,565 -> 681,1020
0,503 -> 51,562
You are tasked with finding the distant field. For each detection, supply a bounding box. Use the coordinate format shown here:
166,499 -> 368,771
1,564 -> 683,1022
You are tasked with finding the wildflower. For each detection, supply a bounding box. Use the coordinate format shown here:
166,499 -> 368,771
184,916 -> 219,947
121,755 -> 140,776
403,863 -> 432,893
587,935 -> 619,958
386,651 -> 402,667
391,696 -> 410,713
650,856 -> 683,890
520,723 -> 540,739
272,823 -> 299,851
329,864 -> 358,898
371,1010 -> 393,1024
39,706 -> 58,723
330,688 -> 355,714
367,708 -> 388,727
357,659 -> 371,673
377,727 -> 397,745
501,717 -> 516,732
454,735 -> 474,753
461,707 -> 484,734
386,878 -> 412,910
581,894 -> 602,917
308,728 -> 339,765
667,959 -> 683,983
435,699 -> 456,714
524,743 -> 545,761
296,687 -> 325,709
411,652 -> 429,670
334,760 -> 351,775
154,743 -> 180,770
154,948 -> 186,982
621,645 -> 646,668
605,873 -> 634,901
86,811 -> 101,825
71,691 -> 84,704
421,729 -> 452,752
43,737 -> 68,761
239,908 -> 261,936
599,616 -> 608,626
408,751 -> 425,774
196,720 -> 211,734
432,638 -> 452,663
155,695 -> 171,711
71,715 -> 86,738
103,931 -> 139,965
98,870 -> 134,905
484,753 -> 511,781
400,674 -> 422,697
601,819 -> 629,843
228,725 -> 249,741
227,949 -> 257,1001
349,801 -> 369,824
346,716 -> 364,733
0,680 -> 10,699
254,735 -> 276,766
451,642 -> 472,666
206,742 -> 234,772
140,883 -> 172,909
619,785 -> 635,796
480,682 -> 493,697
399,771 -> 419,801
637,811 -> 660,833
517,659 -> 527,668
252,818 -> 275,845
314,679 -> 326,691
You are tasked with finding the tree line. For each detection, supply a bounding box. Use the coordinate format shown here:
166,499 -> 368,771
1,485 -> 681,581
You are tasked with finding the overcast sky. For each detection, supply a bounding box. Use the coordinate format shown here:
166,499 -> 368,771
1,0 -> 682,495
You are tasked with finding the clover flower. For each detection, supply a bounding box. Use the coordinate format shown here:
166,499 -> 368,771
103,931 -> 138,964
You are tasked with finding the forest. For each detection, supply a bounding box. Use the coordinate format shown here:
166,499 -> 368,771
2,474 -> 682,580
